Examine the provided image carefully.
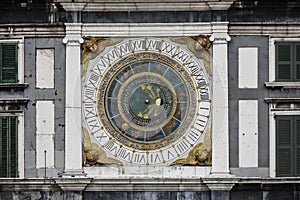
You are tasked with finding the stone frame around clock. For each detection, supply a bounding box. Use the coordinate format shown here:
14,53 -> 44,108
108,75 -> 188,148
82,37 -> 211,166
63,22 -> 231,177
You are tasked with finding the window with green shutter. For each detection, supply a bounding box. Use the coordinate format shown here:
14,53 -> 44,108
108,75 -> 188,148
0,116 -> 18,178
276,115 -> 300,177
276,42 -> 300,82
0,43 -> 18,83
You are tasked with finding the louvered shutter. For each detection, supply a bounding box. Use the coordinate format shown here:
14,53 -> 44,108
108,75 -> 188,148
276,43 -> 293,81
276,116 -> 293,177
0,117 -> 8,177
0,46 -> 2,83
295,116 -> 300,176
9,117 -> 18,177
295,43 -> 300,81
0,116 -> 18,177
0,44 -> 18,83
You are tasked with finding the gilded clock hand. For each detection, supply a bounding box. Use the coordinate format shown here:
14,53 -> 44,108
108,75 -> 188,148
138,107 -> 150,119
141,84 -> 157,99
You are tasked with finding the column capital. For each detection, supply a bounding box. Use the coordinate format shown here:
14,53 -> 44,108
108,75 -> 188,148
63,23 -> 84,44
209,22 -> 231,44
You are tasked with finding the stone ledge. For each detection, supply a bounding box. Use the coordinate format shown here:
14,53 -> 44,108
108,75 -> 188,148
0,178 -> 60,191
86,178 -> 208,192
2,177 -> 300,192
265,98 -> 300,103
0,83 -> 28,90
83,166 -> 211,178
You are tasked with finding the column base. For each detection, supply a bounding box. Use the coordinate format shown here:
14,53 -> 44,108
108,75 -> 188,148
203,176 -> 239,200
203,176 -> 239,191
55,177 -> 91,191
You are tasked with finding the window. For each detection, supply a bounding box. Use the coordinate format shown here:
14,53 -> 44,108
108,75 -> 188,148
276,115 -> 300,177
0,116 -> 18,177
0,43 -> 18,83
276,42 -> 300,82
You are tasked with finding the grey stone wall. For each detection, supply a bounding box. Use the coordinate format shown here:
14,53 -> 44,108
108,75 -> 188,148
228,36 -> 300,177
228,36 -> 269,176
24,38 -> 65,178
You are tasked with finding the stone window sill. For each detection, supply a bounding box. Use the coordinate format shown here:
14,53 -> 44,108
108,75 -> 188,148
0,83 -> 29,90
265,82 -> 300,89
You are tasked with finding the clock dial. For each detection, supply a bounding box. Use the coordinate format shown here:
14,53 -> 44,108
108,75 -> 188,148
83,38 -> 211,166
107,62 -> 185,143
99,52 -> 197,151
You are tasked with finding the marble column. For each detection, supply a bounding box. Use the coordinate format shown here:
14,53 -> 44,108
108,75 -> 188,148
62,23 -> 84,176
209,22 -> 231,176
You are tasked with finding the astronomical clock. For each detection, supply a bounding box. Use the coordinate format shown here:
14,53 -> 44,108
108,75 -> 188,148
82,36 -> 211,166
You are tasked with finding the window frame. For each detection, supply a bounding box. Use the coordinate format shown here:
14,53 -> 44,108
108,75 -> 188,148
266,38 -> 300,88
275,42 -> 300,82
0,113 -> 24,178
0,39 -> 24,84
275,115 -> 300,177
269,106 -> 300,178
0,116 -> 18,177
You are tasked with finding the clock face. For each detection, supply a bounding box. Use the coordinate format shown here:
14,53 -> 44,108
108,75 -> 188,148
83,38 -> 211,166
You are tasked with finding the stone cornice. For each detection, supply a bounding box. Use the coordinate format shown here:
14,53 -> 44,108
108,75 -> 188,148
57,1 -> 234,12
0,23 -> 64,37
81,22 -> 213,37
229,22 -> 300,37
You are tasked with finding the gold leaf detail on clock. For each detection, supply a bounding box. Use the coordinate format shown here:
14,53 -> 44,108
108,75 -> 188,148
171,127 -> 211,166
169,36 -> 211,75
83,127 -> 122,166
81,36 -> 123,76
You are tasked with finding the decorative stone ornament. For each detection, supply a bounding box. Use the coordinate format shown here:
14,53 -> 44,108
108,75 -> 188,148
82,37 -> 211,166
